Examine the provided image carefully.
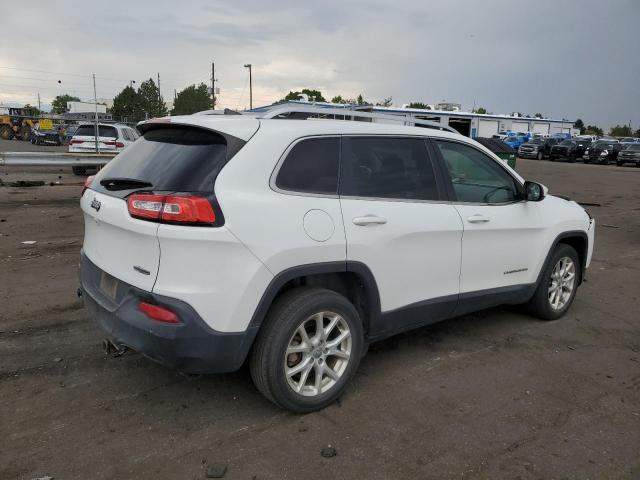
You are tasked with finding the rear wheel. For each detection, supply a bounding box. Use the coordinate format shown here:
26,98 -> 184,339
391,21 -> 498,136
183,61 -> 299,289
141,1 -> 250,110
250,287 -> 364,413
526,244 -> 580,321
19,126 -> 30,141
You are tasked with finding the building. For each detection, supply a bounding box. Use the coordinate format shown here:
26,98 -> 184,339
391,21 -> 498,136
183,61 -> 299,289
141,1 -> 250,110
63,101 -> 112,121
250,100 -> 578,138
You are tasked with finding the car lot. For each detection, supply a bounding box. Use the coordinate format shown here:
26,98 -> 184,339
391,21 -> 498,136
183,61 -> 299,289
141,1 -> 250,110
1,149 -> 639,478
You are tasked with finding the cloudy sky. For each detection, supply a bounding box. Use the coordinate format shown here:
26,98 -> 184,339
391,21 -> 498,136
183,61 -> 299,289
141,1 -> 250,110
2,0 -> 639,129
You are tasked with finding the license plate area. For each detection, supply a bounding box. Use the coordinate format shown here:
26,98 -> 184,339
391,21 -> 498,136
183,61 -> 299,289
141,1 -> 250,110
100,271 -> 119,302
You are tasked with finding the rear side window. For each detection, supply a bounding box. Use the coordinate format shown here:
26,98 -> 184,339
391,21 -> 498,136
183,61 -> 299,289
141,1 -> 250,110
74,125 -> 117,138
93,126 -> 229,195
275,137 -> 339,194
340,137 -> 439,200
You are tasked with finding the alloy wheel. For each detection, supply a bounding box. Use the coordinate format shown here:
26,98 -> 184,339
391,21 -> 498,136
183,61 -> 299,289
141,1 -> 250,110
284,311 -> 352,396
548,257 -> 576,311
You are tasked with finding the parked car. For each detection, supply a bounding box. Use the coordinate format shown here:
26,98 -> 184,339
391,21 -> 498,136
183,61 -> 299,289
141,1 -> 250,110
584,140 -> 622,164
63,124 -> 79,145
616,144 -> 640,166
549,140 -> 585,162
69,123 -> 140,175
503,136 -> 524,150
79,112 -> 595,412
518,137 -> 560,159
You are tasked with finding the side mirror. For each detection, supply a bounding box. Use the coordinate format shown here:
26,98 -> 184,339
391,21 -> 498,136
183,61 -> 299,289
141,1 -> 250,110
523,181 -> 546,202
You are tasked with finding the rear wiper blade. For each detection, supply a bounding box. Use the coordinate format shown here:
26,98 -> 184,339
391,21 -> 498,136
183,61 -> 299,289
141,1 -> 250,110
100,178 -> 153,191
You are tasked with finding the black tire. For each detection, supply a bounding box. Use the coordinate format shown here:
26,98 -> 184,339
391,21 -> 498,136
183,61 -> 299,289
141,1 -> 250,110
0,125 -> 13,140
616,160 -> 622,166
19,126 -> 30,141
250,287 -> 364,413
72,166 -> 87,176
526,244 -> 580,321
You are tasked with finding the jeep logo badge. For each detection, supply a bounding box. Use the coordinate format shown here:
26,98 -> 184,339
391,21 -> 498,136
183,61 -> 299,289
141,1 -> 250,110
91,197 -> 101,212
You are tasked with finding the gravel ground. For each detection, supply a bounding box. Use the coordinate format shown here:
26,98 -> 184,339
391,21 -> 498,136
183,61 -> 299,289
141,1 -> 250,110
1,151 -> 639,480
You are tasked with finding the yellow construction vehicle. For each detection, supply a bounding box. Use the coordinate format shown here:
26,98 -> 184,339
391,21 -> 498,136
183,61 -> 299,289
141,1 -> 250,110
0,106 -> 40,141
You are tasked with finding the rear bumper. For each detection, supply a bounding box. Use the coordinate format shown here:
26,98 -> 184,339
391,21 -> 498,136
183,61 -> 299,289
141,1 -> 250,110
79,251 -> 257,374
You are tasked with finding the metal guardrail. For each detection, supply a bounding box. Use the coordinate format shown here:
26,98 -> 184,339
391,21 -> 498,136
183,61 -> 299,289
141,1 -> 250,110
0,152 -> 116,167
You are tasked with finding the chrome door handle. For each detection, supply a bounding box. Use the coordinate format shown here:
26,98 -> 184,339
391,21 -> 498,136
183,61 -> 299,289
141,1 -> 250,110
352,215 -> 387,226
467,214 -> 490,223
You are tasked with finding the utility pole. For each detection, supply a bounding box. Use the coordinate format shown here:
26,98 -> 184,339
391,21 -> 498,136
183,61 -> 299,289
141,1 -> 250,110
157,72 -> 161,105
244,63 -> 252,110
211,62 -> 216,109
37,93 -> 41,114
93,74 -> 100,154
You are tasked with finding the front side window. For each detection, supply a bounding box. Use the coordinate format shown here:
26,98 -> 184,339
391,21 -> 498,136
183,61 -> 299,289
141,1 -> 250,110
275,137 -> 339,194
435,140 -> 521,204
340,137 -> 439,200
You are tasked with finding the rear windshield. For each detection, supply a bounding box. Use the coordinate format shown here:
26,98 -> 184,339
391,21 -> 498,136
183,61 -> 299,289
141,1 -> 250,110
91,126 -> 228,196
75,125 -> 118,138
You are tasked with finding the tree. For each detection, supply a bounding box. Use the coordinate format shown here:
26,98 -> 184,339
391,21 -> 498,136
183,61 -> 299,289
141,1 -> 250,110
585,125 -> 603,136
137,78 -> 167,119
356,94 -> 371,106
171,83 -> 211,116
331,95 -> 347,104
534,113 -> 544,119
609,124 -> 633,137
111,85 -> 142,122
474,107 -> 487,114
51,94 -> 80,114
574,118 -> 585,134
635,128 -> 640,138
23,104 -> 41,115
407,102 -> 430,109
376,97 -> 393,107
281,89 -> 326,102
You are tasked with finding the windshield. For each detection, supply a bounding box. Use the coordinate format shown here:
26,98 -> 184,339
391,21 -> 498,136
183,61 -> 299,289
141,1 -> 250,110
594,142 -> 613,149
74,125 -> 117,138
560,140 -> 574,146
529,139 -> 544,144
624,144 -> 640,151
91,126 -> 230,196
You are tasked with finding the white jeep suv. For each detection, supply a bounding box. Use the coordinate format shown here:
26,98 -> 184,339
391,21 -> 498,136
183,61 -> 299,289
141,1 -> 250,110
79,109 -> 595,412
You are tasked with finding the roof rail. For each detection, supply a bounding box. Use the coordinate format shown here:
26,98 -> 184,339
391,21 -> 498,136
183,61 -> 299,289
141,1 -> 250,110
257,104 -> 457,133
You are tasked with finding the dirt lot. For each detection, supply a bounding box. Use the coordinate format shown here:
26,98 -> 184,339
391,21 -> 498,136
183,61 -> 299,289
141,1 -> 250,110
1,146 -> 639,479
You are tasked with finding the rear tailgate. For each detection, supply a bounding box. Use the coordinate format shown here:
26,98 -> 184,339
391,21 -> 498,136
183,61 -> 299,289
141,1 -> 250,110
81,190 -> 160,291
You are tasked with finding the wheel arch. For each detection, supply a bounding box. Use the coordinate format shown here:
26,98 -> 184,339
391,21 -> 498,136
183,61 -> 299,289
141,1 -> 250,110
247,261 -> 381,341
537,231 -> 588,286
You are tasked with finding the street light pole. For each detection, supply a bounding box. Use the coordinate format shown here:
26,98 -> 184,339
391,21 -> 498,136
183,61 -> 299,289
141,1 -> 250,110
244,63 -> 252,110
92,74 -> 101,154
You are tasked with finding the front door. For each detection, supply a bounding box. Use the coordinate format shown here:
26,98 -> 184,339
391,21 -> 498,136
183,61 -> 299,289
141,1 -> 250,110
431,139 -> 546,299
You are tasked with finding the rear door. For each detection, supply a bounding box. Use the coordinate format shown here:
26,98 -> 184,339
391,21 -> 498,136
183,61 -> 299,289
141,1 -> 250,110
339,136 -> 463,335
81,125 -> 237,291
431,139 -> 545,296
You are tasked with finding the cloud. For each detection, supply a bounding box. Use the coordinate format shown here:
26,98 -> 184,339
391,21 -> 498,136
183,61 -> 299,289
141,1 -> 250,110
1,0 -> 638,129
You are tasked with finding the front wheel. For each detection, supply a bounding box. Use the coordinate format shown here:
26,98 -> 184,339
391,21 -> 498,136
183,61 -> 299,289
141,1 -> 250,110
526,244 -> 580,321
537,151 -> 543,160
250,287 -> 364,413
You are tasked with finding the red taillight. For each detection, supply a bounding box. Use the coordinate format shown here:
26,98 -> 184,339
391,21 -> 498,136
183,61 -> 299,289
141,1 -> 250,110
138,302 -> 179,323
102,140 -> 125,148
127,193 -> 165,220
82,175 -> 95,195
70,139 -> 81,144
127,193 -> 216,225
